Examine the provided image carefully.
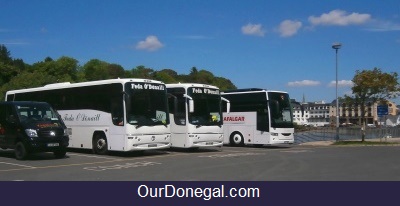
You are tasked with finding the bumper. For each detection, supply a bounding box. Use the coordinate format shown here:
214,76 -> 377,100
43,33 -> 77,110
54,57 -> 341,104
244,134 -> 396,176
26,136 -> 69,152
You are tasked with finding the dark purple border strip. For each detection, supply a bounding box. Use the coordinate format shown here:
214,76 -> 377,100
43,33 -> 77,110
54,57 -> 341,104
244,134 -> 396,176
0,181 -> 397,206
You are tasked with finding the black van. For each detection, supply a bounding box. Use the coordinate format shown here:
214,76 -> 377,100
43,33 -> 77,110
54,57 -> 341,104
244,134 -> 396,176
0,101 -> 69,160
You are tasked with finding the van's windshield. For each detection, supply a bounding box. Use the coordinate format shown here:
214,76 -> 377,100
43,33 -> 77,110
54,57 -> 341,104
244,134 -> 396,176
15,103 -> 62,125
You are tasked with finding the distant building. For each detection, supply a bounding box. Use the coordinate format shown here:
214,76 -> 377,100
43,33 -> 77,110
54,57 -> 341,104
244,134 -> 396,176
306,101 -> 330,126
291,99 -> 330,126
329,100 -> 397,126
291,98 -> 398,127
291,100 -> 308,125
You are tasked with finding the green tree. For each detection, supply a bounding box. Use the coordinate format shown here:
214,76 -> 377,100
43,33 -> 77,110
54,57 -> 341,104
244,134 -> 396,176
212,77 -> 237,91
131,65 -> 154,79
196,70 -> 214,84
0,62 -> 20,85
12,58 -> 27,71
0,45 -> 25,86
159,69 -> 178,79
153,71 -> 176,83
108,63 -> 125,79
0,44 -> 12,65
83,59 -> 109,81
29,56 -> 79,82
349,68 -> 400,141
0,71 -> 56,100
188,67 -> 198,82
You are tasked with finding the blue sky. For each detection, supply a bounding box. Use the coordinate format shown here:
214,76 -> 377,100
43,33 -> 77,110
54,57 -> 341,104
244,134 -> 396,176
1,0 -> 400,104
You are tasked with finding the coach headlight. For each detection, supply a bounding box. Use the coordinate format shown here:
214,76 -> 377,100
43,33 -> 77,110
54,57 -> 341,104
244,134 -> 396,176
25,129 -> 38,138
271,132 -> 279,136
64,128 -> 72,136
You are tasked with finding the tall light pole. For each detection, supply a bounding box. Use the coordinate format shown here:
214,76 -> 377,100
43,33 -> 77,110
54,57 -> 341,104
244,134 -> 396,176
332,42 -> 342,141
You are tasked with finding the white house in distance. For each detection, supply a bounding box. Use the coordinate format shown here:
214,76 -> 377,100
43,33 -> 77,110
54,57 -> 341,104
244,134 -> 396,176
291,99 -> 330,127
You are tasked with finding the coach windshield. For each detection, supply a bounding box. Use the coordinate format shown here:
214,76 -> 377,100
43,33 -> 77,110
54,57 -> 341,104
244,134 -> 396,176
187,87 -> 222,126
269,92 -> 294,128
125,82 -> 169,127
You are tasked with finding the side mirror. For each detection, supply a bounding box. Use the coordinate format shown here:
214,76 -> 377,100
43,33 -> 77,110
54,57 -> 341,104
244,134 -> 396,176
221,97 -> 230,113
188,99 -> 194,113
184,94 -> 194,113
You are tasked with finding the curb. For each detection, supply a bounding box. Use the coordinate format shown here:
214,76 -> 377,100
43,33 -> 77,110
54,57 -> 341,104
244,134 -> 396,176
299,137 -> 400,146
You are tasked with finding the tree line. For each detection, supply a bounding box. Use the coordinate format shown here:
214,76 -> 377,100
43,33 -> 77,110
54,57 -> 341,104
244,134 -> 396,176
0,44 -> 237,100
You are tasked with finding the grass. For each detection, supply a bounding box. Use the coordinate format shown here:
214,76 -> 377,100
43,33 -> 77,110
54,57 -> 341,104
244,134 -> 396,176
333,140 -> 399,146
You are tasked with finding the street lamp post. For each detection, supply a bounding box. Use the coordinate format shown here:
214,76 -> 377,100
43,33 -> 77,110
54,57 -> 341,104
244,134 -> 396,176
332,42 -> 342,141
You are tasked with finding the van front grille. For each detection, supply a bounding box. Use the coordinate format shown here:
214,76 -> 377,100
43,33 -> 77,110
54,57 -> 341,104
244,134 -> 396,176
38,128 -> 64,138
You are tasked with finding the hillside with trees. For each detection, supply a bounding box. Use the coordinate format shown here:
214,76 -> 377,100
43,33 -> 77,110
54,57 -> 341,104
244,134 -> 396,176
0,45 -> 236,100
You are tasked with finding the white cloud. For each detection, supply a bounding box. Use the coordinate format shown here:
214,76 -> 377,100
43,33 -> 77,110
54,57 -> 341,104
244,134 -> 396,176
135,35 -> 164,52
309,10 -> 371,26
278,20 -> 302,37
241,23 -> 266,37
328,80 -> 354,87
287,80 -> 321,87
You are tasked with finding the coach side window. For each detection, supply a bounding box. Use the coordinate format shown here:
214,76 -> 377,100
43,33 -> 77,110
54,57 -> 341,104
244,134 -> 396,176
111,100 -> 124,126
167,88 -> 186,125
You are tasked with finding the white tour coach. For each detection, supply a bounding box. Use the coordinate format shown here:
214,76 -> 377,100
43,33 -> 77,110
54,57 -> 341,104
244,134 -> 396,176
6,79 -> 171,154
166,83 -> 230,149
221,88 -> 294,146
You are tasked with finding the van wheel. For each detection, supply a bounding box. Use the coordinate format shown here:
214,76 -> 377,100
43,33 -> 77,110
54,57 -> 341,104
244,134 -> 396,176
93,133 -> 108,155
15,142 -> 28,160
230,132 -> 244,146
54,149 -> 67,158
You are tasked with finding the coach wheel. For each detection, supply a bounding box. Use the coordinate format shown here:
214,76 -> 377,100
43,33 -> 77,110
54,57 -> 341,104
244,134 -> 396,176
230,132 -> 244,146
93,133 -> 108,155
15,141 -> 28,160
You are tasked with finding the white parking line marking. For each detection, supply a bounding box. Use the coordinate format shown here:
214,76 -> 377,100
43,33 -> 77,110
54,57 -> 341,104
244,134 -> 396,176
280,150 -> 312,153
0,162 -> 37,168
199,152 -> 265,158
83,161 -> 162,171
67,153 -> 121,160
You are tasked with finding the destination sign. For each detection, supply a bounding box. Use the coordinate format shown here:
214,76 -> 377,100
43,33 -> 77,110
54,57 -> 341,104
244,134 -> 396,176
130,83 -> 165,91
190,87 -> 220,95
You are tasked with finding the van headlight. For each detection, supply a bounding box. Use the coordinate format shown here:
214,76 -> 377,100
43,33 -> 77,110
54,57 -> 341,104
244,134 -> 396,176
25,129 -> 38,138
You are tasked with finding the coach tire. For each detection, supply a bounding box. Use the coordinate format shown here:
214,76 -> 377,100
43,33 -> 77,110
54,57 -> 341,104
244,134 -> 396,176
93,133 -> 108,155
230,132 -> 244,146
15,141 -> 28,160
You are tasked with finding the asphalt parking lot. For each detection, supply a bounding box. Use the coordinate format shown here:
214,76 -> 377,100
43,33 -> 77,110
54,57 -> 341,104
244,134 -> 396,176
1,144 -> 400,181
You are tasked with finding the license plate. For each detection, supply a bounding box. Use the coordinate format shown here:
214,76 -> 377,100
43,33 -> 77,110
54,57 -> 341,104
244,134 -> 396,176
47,143 -> 59,147
148,144 -> 157,147
206,142 -> 213,145
284,141 -> 289,144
